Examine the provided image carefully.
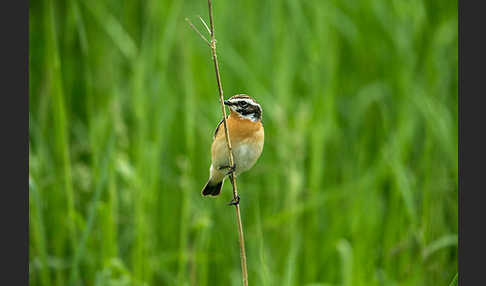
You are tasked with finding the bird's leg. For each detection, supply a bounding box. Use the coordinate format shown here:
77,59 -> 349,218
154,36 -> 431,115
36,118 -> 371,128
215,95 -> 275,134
227,173 -> 240,206
218,163 -> 236,175
227,195 -> 240,206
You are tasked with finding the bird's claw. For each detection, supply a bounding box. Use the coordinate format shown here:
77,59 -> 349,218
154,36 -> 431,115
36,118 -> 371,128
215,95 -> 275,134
219,164 -> 236,175
226,164 -> 236,175
227,195 -> 240,206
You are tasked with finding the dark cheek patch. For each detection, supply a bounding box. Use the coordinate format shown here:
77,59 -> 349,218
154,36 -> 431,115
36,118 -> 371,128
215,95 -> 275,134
239,106 -> 261,120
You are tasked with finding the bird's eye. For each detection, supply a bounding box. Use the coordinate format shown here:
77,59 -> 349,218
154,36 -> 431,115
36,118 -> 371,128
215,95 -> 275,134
240,102 -> 248,107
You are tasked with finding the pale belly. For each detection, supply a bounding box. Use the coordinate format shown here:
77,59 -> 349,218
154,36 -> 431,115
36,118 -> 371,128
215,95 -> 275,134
232,141 -> 263,175
211,138 -> 264,177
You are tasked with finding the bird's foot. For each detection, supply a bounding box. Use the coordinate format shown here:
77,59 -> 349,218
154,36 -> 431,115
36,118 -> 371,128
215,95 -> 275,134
219,164 -> 236,175
227,195 -> 240,206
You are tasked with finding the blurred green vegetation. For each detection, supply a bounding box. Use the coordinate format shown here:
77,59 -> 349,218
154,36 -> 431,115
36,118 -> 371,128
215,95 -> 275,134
29,0 -> 458,285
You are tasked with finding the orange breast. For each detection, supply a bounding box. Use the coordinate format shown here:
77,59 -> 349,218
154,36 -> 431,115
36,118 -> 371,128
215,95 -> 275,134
214,112 -> 263,143
211,111 -> 264,175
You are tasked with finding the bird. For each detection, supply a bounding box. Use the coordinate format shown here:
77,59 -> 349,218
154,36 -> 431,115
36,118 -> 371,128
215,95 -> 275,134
201,94 -> 264,205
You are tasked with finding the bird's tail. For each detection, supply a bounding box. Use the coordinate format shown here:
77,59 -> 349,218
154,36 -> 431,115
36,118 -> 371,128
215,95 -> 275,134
201,179 -> 224,196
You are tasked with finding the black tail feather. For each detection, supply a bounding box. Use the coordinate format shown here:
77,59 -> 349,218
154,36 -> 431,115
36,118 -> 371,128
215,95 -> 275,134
202,180 -> 223,196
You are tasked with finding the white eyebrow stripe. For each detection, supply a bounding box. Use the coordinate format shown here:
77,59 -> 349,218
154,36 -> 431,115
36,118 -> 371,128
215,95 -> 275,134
229,98 -> 261,109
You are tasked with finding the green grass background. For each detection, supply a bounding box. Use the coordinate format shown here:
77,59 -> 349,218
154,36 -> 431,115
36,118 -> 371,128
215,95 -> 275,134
29,0 -> 458,285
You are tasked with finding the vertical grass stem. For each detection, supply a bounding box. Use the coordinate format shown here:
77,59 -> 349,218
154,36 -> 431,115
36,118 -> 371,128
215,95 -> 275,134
186,1 -> 249,285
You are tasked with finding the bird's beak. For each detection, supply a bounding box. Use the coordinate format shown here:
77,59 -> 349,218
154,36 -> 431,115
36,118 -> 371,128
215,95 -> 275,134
224,100 -> 231,106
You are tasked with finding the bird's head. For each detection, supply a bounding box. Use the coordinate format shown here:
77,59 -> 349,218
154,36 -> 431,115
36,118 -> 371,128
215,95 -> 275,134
224,94 -> 262,122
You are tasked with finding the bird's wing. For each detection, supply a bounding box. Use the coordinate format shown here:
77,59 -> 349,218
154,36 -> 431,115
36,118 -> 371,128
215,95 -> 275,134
213,118 -> 224,139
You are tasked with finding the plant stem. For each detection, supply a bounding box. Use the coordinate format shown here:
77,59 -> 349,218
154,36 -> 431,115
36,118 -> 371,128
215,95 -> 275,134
187,1 -> 249,285
206,1 -> 248,285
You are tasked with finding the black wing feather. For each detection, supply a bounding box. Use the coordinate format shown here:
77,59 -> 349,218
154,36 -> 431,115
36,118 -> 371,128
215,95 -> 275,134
213,118 -> 225,139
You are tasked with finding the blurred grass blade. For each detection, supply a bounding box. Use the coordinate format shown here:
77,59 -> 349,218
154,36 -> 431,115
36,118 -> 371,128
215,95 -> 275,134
337,239 -> 353,286
422,234 -> 458,260
448,273 -> 458,286
80,0 -> 138,60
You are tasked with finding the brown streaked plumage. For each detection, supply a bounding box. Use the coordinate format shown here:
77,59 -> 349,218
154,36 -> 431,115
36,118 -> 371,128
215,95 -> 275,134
201,94 -> 264,198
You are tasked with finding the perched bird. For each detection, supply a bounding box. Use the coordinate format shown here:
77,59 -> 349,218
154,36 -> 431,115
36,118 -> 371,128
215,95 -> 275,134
201,94 -> 264,204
